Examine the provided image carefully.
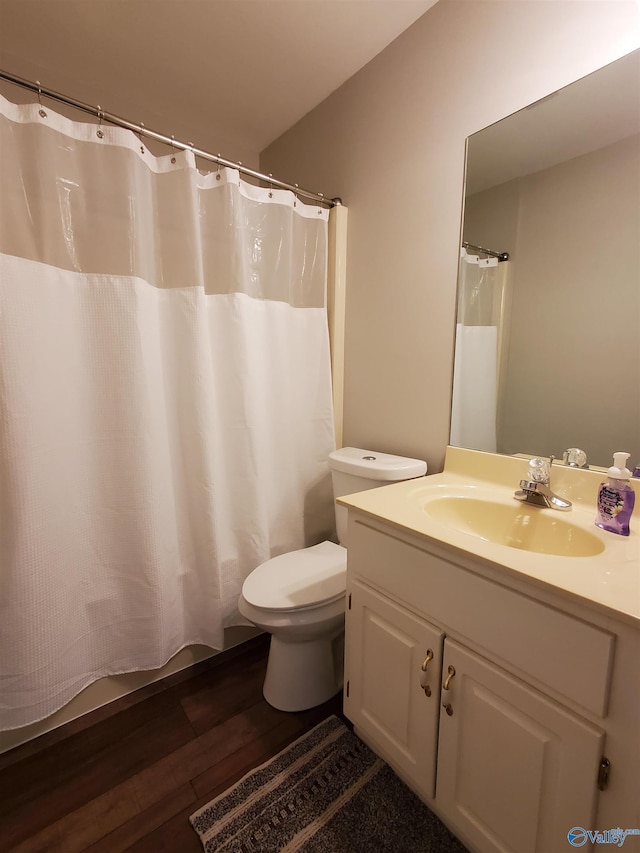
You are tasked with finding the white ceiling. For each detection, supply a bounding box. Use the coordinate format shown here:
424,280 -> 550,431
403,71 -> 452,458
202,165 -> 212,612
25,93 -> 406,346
0,0 -> 438,164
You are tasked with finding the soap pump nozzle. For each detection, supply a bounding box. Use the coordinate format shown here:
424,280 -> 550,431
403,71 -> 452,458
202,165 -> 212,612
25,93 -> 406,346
607,452 -> 631,482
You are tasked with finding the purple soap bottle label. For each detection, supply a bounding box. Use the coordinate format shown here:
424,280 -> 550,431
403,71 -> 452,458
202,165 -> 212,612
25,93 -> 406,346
597,485 -> 625,519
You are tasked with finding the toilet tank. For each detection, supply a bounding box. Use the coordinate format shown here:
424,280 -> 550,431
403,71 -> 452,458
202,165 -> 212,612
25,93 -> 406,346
328,447 -> 427,545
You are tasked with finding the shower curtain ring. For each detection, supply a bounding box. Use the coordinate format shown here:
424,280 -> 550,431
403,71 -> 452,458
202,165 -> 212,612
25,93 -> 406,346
96,106 -> 104,138
268,173 -> 274,199
170,134 -> 176,164
293,183 -> 298,207
216,154 -> 222,180
36,82 -> 47,118
137,123 -> 145,154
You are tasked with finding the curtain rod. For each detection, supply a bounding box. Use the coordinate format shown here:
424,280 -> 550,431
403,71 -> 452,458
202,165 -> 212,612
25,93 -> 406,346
462,241 -> 509,262
0,70 -> 341,209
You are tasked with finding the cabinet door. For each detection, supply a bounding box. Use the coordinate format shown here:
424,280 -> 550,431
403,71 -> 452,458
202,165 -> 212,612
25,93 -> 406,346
344,579 -> 444,799
437,639 -> 604,853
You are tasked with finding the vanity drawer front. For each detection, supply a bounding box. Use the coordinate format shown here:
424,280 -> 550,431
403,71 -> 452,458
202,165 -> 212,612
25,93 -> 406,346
348,517 -> 615,718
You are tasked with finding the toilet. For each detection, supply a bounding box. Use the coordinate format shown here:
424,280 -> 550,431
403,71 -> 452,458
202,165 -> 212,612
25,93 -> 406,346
238,447 -> 427,711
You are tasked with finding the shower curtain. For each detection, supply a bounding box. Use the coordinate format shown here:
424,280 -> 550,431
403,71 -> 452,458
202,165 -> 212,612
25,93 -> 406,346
0,95 -> 336,730
450,249 -> 510,453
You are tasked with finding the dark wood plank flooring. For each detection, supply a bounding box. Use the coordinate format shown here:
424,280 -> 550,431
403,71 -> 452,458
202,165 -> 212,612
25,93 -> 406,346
0,635 -> 345,852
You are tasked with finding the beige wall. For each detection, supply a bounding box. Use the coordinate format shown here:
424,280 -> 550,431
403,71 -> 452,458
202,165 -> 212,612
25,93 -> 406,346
261,0 -> 640,473
465,135 -> 640,467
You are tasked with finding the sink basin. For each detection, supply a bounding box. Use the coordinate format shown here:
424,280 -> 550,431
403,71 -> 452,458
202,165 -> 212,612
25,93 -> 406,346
423,495 -> 605,557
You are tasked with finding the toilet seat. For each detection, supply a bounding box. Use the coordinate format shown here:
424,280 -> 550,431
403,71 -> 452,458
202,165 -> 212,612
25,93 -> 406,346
242,540 -> 346,612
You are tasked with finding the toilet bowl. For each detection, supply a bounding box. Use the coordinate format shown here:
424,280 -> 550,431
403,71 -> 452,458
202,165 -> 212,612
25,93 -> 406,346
239,447 -> 427,712
238,540 -> 346,712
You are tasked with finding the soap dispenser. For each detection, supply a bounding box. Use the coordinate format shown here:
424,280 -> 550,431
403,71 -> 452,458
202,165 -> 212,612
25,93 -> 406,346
595,452 -> 635,536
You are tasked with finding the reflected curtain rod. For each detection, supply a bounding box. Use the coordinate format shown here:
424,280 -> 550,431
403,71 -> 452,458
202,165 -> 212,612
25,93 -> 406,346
0,70 -> 340,209
463,241 -> 509,261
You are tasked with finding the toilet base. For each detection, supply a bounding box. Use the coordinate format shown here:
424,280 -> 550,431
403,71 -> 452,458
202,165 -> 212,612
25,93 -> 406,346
263,632 -> 344,712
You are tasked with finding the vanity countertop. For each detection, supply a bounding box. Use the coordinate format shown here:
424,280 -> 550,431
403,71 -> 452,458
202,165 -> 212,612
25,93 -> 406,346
338,447 -> 640,626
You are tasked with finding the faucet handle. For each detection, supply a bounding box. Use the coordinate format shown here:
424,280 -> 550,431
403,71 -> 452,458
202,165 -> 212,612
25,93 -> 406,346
562,447 -> 588,468
527,457 -> 550,484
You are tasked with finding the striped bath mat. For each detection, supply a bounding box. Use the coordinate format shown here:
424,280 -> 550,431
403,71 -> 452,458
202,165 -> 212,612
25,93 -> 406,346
190,715 -> 468,852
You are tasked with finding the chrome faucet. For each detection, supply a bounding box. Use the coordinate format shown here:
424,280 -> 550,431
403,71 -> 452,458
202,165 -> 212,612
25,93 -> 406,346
514,456 -> 572,511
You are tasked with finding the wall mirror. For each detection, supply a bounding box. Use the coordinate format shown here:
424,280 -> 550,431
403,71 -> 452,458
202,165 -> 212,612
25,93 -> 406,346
451,49 -> 639,471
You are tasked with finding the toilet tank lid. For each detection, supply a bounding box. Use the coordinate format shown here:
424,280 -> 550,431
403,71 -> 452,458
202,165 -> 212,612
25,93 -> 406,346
328,447 -> 427,481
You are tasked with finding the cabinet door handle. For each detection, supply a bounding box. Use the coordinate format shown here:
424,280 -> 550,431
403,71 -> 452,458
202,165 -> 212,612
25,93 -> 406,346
442,664 -> 456,690
420,649 -> 434,672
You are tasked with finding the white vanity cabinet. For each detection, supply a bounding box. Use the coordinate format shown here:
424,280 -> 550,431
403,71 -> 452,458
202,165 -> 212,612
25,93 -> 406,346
436,638 -> 603,853
345,579 -> 444,801
342,512 -> 629,853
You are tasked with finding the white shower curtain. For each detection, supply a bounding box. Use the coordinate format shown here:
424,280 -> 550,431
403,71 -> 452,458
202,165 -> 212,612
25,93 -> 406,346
0,95 -> 336,730
450,249 -> 509,453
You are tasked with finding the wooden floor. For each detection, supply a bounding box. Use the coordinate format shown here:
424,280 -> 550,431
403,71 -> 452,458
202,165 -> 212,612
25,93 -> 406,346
0,635 -> 344,852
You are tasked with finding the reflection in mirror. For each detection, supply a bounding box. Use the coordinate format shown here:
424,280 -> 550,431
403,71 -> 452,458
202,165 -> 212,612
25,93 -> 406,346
452,49 -> 640,471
